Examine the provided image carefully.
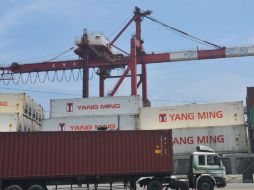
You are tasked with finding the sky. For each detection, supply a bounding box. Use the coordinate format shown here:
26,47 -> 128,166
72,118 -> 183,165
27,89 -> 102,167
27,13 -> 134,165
0,0 -> 254,117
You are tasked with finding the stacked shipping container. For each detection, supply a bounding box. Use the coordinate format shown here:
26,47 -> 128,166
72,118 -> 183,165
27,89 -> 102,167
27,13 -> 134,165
139,101 -> 244,129
0,93 -> 44,131
246,87 -> 254,153
139,101 -> 248,154
43,96 -> 141,131
43,96 -> 248,154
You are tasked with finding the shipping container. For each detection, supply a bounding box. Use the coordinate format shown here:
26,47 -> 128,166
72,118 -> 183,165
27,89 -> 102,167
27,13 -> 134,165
246,86 -> 254,153
0,113 -> 37,132
247,87 -> 254,129
0,93 -> 44,124
0,113 -> 21,132
0,93 -> 28,114
0,130 -> 173,180
172,125 -> 248,155
140,101 -> 244,130
119,115 -> 139,130
32,121 -> 42,131
43,115 -> 139,131
50,96 -> 142,117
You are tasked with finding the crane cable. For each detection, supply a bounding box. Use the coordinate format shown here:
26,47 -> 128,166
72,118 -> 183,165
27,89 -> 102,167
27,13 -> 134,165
47,47 -> 74,62
145,15 -> 224,49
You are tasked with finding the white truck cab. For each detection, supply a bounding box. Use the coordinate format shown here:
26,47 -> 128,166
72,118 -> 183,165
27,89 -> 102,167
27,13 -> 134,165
139,145 -> 226,190
188,145 -> 227,190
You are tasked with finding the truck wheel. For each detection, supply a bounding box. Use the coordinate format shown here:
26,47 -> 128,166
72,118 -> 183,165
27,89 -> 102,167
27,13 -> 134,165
175,181 -> 189,190
6,185 -> 23,190
147,180 -> 162,190
27,184 -> 45,190
198,179 -> 214,190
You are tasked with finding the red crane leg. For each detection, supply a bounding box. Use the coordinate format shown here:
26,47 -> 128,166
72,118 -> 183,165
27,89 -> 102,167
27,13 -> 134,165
130,37 -> 138,96
99,75 -> 105,97
82,60 -> 89,98
110,68 -> 130,96
142,63 -> 148,106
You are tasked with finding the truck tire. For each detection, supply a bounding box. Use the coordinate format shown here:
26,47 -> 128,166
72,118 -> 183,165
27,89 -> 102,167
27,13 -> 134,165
27,184 -> 45,190
147,180 -> 162,190
175,181 -> 189,190
198,179 -> 214,190
6,185 -> 23,190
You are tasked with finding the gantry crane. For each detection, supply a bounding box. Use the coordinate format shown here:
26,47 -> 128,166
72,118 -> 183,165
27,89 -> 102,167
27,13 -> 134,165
1,7 -> 254,107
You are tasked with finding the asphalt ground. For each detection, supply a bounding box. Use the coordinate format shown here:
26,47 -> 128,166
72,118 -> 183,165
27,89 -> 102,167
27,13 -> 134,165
215,183 -> 254,190
48,183 -> 254,190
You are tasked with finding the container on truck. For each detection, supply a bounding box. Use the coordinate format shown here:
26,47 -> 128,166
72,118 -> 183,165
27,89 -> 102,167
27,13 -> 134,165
0,130 -> 226,190
140,101 -> 244,130
50,96 -> 142,117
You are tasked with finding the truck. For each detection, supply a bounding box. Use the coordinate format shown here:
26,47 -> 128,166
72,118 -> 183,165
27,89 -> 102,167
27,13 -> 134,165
0,130 -> 226,190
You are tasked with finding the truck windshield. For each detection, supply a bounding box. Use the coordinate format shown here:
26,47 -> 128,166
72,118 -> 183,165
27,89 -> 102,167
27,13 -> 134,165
207,155 -> 220,166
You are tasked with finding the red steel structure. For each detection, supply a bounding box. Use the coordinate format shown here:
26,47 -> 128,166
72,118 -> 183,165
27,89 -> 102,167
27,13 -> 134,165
1,7 -> 254,106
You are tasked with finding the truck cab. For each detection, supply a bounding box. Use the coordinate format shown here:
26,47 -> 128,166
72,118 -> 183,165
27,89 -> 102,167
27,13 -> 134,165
188,145 -> 226,190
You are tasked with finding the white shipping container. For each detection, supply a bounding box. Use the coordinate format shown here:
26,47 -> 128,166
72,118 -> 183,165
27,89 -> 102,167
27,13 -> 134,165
0,93 -> 29,114
119,115 -> 139,130
0,93 -> 44,124
0,113 -> 20,132
50,96 -> 142,117
172,125 -> 248,154
140,101 -> 244,129
0,113 -> 34,132
42,115 -> 138,131
22,116 -> 33,131
31,121 -> 42,131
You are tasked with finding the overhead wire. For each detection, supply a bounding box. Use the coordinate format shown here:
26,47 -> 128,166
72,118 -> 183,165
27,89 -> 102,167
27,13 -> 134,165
21,73 -> 29,85
56,71 -> 65,82
47,47 -> 74,62
47,71 -> 57,83
0,86 -> 81,96
145,15 -> 224,49
12,74 -> 20,85
38,72 -> 48,83
29,73 -> 35,84
108,14 -> 134,39
107,14 -> 134,56
112,44 -> 130,55
0,70 -> 83,85
16,47 -> 75,64
64,70 -> 72,82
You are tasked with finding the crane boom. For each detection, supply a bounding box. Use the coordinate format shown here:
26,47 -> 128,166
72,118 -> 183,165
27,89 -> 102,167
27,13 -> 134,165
143,45 -> 254,63
2,45 -> 254,73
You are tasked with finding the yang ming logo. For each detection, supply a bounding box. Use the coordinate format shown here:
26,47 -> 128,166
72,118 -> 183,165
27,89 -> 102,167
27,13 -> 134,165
58,123 -> 66,131
159,114 -> 167,122
66,103 -> 73,112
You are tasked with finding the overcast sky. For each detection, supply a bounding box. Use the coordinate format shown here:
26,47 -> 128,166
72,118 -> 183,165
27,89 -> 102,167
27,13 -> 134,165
0,0 -> 254,117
